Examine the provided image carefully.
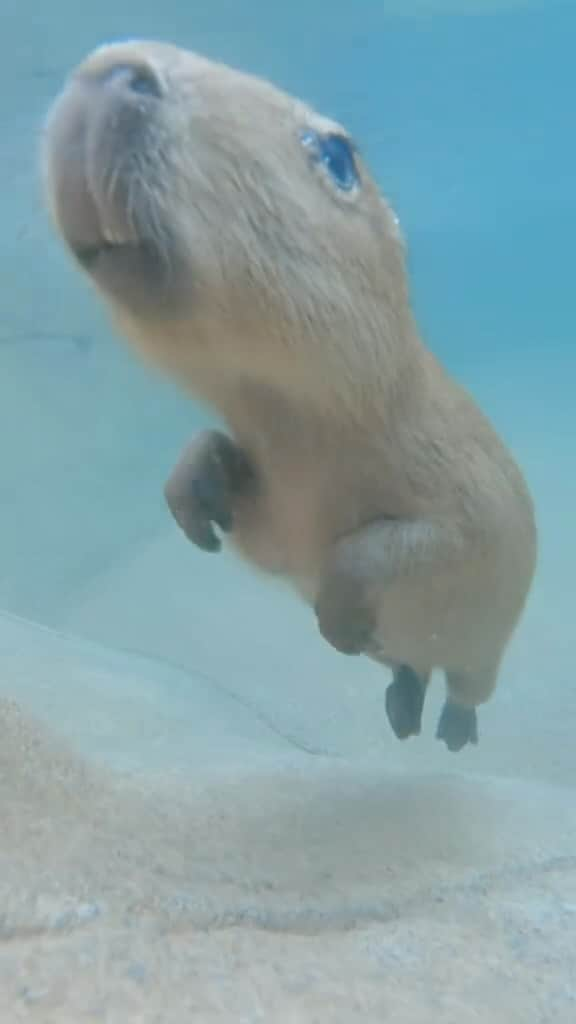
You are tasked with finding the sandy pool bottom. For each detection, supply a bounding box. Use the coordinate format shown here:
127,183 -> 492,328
1,675 -> 575,1024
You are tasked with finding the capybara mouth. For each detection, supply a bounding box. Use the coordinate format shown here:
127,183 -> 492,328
68,231 -> 180,316
73,238 -> 159,276
74,240 -> 135,269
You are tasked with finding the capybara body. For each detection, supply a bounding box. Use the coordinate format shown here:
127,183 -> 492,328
43,41 -> 537,750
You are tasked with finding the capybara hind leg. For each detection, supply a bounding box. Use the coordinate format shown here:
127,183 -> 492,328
164,430 -> 256,552
436,701 -> 478,752
436,667 -> 497,752
315,519 -> 465,656
385,665 -> 429,740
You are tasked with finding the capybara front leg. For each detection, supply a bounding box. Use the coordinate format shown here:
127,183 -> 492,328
164,430 -> 256,552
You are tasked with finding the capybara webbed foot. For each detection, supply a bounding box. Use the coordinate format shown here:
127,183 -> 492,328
385,665 -> 427,740
164,430 -> 255,552
436,700 -> 478,752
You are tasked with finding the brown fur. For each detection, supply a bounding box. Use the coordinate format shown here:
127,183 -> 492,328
42,41 -> 537,741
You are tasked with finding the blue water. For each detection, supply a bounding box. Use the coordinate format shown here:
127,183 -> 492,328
2,2 -> 576,1017
1,2 -> 575,775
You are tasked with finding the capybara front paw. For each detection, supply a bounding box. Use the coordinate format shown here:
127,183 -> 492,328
436,700 -> 478,752
164,431 -> 255,552
385,665 -> 427,740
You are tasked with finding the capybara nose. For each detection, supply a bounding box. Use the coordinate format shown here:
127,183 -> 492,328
100,61 -> 163,100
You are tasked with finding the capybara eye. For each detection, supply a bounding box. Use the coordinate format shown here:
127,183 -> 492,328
300,128 -> 359,193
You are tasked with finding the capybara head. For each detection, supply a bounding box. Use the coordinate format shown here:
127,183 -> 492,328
43,41 -> 411,391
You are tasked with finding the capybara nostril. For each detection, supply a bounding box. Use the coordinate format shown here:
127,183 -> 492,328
102,62 -> 162,99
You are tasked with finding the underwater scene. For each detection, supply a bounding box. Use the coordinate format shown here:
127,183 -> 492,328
0,0 -> 574,1019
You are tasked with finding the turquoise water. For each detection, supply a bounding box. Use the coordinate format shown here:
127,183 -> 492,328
2,3 -> 576,1017
1,5 -> 575,783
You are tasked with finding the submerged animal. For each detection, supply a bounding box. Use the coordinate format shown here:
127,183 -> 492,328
42,40 -> 537,752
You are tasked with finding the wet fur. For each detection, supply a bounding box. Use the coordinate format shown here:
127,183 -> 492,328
42,41 -> 537,749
